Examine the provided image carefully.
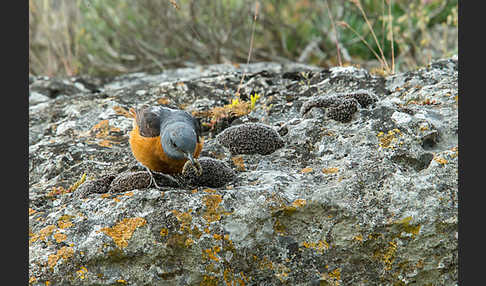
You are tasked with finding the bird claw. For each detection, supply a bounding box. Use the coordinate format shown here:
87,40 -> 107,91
182,159 -> 203,176
145,167 -> 182,189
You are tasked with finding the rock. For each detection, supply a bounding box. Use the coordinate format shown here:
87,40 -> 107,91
29,78 -> 83,98
55,121 -> 77,136
29,91 -> 50,105
29,59 -> 458,285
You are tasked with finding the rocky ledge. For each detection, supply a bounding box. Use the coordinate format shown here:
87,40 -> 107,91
29,57 -> 458,285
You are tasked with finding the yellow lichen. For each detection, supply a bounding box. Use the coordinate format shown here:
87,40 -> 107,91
30,225 -> 56,244
53,231 -> 67,243
200,275 -> 218,286
320,268 -> 341,286
47,246 -> 74,268
224,268 -> 235,286
301,239 -> 329,254
258,256 -> 274,271
382,241 -> 398,270
87,119 -> 123,147
205,263 -> 218,273
329,268 -> 342,284
114,192 -> 133,200
377,129 -> 402,149
113,106 -> 132,118
29,208 -> 37,215
275,266 -> 290,282
46,186 -> 69,197
157,97 -> 171,105
203,247 -> 220,262
172,210 -> 193,231
231,156 -> 246,171
273,198 -> 307,216
301,167 -> 313,174
160,228 -> 168,237
76,266 -> 88,280
292,199 -> 307,208
202,194 -> 223,223
192,225 -> 203,239
434,156 -> 448,165
419,124 -> 429,131
203,188 -> 217,194
57,215 -> 74,229
322,167 -> 339,174
394,216 -> 422,238
185,238 -> 194,247
99,217 -> 147,249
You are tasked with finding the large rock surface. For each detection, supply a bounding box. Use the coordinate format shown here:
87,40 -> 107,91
29,58 -> 458,285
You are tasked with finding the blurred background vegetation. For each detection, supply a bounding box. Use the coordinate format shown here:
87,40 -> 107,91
29,0 -> 457,77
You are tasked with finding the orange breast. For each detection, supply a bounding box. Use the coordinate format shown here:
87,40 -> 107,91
129,124 -> 203,174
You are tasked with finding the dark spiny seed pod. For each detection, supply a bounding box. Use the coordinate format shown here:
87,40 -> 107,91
216,123 -> 285,155
109,171 -> 153,193
300,98 -> 335,116
301,91 -> 375,122
181,157 -> 235,188
109,171 -> 180,192
327,98 -> 358,123
346,92 -> 377,108
74,174 -> 116,198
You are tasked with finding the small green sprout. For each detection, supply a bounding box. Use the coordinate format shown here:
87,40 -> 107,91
250,93 -> 261,110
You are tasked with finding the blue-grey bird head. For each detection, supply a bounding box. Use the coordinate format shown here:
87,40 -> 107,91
161,122 -> 197,163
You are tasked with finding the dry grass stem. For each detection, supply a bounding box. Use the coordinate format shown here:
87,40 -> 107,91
235,1 -> 259,97
338,21 -> 386,69
325,0 -> 342,66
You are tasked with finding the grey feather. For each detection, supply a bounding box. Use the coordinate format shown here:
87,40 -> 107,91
135,105 -> 202,160
136,105 -> 201,141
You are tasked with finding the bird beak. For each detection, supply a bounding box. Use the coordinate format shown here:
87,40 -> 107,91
185,153 -> 202,176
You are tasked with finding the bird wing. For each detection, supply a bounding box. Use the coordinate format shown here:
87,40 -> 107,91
135,105 -> 201,140
135,105 -> 166,137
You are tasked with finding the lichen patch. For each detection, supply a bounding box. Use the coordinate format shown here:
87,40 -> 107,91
202,194 -> 224,223
100,217 -> 147,249
47,246 -> 74,268
30,225 -> 56,244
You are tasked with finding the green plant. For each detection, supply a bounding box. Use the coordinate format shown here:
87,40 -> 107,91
29,0 -> 457,77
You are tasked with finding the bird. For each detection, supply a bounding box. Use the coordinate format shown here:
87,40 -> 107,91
128,105 -> 204,188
